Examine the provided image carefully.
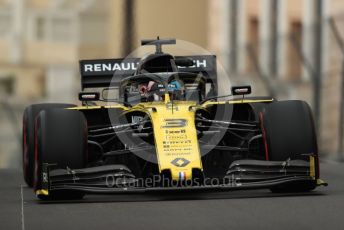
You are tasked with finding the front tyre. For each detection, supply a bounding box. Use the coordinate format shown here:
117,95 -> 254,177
262,100 -> 318,192
22,103 -> 75,187
34,109 -> 87,200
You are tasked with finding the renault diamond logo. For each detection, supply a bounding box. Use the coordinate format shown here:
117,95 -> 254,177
171,158 -> 190,167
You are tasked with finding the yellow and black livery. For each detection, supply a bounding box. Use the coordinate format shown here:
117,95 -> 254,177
22,38 -> 327,200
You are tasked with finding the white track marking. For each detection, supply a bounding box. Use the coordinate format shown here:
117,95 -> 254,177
20,185 -> 25,230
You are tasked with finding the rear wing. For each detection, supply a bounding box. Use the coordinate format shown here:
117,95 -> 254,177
79,55 -> 217,90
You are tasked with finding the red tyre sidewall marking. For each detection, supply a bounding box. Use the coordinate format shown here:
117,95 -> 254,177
259,112 -> 269,161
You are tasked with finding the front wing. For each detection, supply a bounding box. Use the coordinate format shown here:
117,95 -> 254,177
36,156 -> 327,197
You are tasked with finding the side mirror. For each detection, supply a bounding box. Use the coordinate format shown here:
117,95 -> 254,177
231,85 -> 251,96
78,92 -> 100,101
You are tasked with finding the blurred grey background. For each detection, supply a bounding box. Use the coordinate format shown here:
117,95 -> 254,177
0,0 -> 344,169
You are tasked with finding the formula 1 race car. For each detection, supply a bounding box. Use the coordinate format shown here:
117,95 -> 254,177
22,38 -> 327,200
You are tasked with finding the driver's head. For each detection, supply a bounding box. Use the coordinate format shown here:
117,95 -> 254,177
166,80 -> 184,100
168,80 -> 183,91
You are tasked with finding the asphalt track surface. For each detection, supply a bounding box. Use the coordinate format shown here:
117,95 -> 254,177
0,161 -> 343,230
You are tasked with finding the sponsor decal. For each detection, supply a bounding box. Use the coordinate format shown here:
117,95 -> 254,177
178,59 -> 207,69
165,103 -> 179,111
131,116 -> 144,123
42,172 -> 48,183
81,57 -> 210,73
161,119 -> 187,128
171,158 -> 190,167
84,62 -> 138,72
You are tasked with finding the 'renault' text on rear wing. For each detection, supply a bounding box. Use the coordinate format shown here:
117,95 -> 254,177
79,55 -> 217,90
